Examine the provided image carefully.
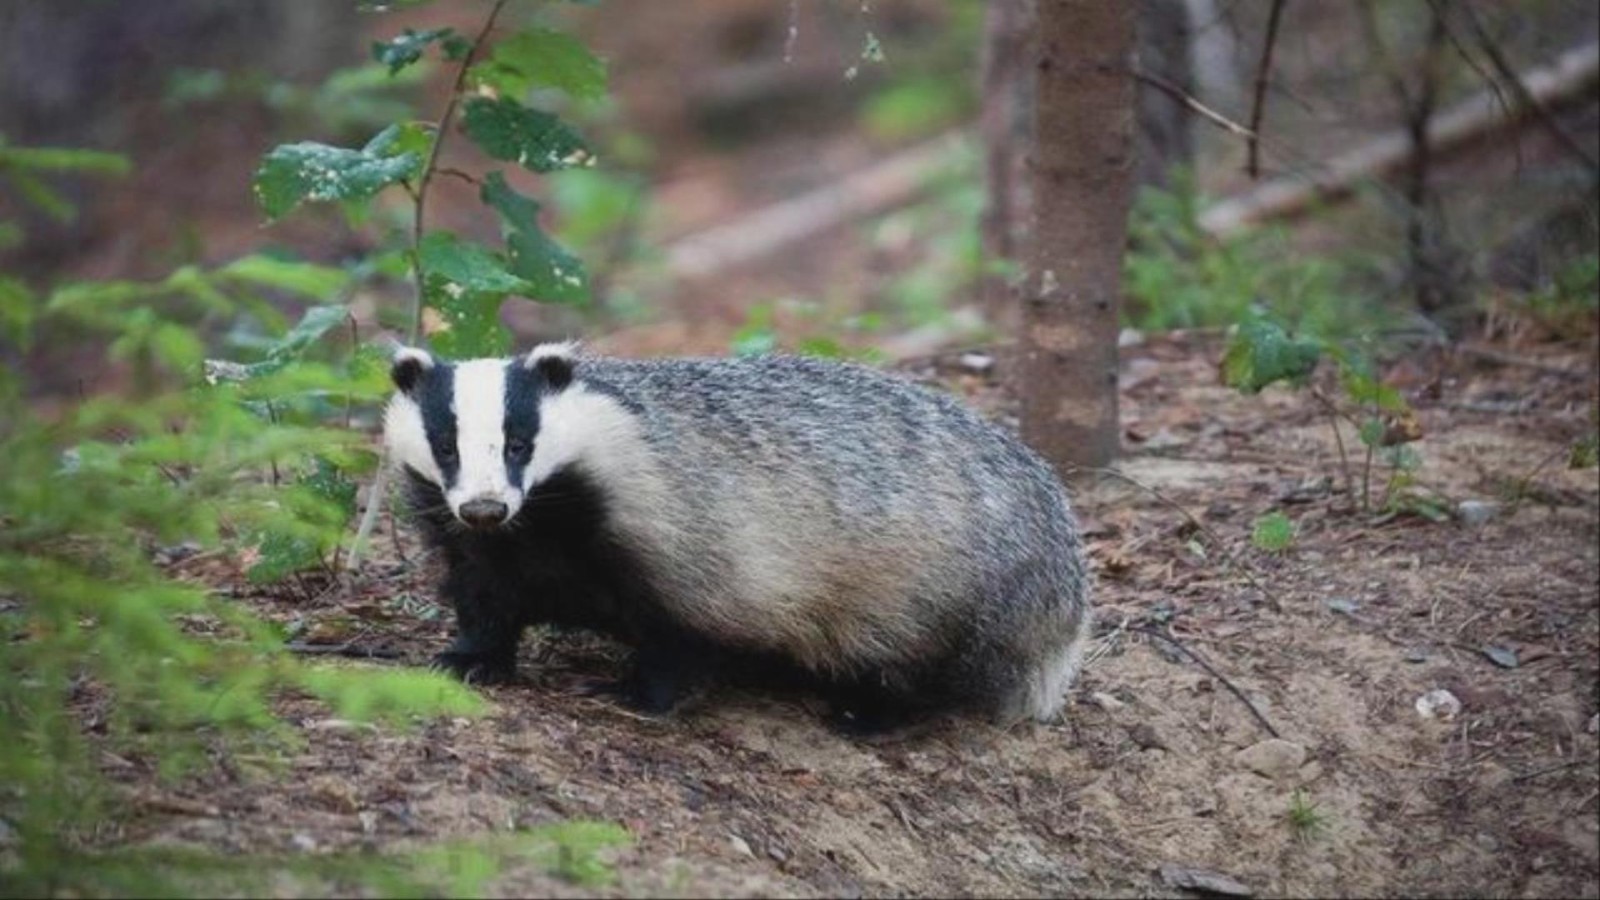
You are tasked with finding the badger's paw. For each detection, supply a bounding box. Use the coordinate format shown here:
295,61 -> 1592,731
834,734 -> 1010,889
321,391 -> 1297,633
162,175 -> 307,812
429,650 -> 516,686
572,673 -> 684,716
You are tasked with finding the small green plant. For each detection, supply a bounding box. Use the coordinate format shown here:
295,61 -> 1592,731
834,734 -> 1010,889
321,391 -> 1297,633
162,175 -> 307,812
1251,511 -> 1296,552
1287,789 -> 1328,839
1125,175 -> 1382,336
1222,311 -> 1432,517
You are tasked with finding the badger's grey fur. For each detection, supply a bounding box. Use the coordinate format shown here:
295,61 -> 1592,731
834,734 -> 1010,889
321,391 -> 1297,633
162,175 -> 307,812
385,342 -> 1091,730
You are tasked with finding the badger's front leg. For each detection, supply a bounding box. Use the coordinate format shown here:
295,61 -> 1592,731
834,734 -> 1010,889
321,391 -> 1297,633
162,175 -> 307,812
577,626 -> 711,714
431,568 -> 524,685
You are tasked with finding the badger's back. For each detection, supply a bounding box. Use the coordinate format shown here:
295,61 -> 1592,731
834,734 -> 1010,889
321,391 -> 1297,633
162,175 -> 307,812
563,355 -> 1090,721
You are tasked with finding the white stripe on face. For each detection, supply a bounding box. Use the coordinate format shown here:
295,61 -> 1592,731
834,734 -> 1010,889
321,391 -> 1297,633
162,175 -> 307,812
447,359 -> 522,516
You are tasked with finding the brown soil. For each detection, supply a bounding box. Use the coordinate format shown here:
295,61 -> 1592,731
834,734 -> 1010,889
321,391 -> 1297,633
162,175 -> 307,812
115,331 -> 1600,898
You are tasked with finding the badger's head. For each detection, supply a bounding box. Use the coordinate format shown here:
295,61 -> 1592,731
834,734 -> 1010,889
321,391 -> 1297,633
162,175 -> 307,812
383,342 -> 579,530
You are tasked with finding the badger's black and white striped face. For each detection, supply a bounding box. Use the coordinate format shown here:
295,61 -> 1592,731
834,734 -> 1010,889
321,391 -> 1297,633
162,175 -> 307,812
384,344 -> 577,529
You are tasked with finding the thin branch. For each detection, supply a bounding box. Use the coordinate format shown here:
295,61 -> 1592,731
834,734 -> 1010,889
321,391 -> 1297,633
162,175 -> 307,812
1133,67 -> 1257,140
434,166 -> 481,186
1450,1 -> 1599,176
1127,624 -> 1282,739
408,0 -> 511,345
1246,0 -> 1288,178
284,641 -> 402,660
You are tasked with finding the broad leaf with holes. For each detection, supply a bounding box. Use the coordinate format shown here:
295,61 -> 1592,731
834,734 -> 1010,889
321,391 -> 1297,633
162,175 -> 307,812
416,231 -> 528,295
481,172 -> 588,304
461,96 -> 591,173
470,27 -> 607,101
1220,317 -> 1322,394
372,27 -> 469,75
415,232 -> 525,357
253,130 -> 421,220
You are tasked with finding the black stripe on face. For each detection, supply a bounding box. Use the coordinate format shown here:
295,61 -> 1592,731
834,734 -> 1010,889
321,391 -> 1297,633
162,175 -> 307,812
416,363 -> 459,487
502,360 -> 542,488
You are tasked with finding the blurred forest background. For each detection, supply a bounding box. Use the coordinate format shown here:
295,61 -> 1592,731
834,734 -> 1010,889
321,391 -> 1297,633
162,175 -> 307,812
5,0 -> 1595,384
1,1 -> 1597,897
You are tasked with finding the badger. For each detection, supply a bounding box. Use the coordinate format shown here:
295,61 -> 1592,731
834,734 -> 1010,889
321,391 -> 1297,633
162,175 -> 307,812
384,341 -> 1092,731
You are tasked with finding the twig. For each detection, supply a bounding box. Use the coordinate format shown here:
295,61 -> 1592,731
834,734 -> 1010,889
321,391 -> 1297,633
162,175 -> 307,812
1128,624 -> 1281,739
1511,759 -> 1593,783
1449,1 -> 1599,176
1245,0 -> 1288,178
284,641 -> 402,660
1133,67 -> 1256,140
408,0 -> 511,344
1504,444 -> 1569,516
1072,466 -> 1274,602
1456,344 -> 1587,379
1309,387 -> 1356,504
433,166 -> 481,186
345,460 -> 390,573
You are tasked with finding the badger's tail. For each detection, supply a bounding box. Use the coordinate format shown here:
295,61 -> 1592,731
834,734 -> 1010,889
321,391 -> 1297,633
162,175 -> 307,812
1017,603 -> 1092,722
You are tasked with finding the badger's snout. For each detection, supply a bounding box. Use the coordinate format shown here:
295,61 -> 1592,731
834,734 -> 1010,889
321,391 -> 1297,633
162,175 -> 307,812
457,498 -> 510,529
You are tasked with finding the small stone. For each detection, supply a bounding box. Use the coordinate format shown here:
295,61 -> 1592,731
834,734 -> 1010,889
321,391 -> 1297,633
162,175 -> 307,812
1482,645 -> 1519,669
1587,713 -> 1598,735
1403,646 -> 1429,664
1325,597 -> 1361,616
291,832 -> 318,852
1456,499 -> 1501,526
957,352 -> 994,375
1159,863 -> 1252,897
1415,688 -> 1462,722
1089,691 -> 1126,712
1235,738 -> 1307,779
728,834 -> 754,858
1118,328 -> 1146,348
358,811 -> 378,834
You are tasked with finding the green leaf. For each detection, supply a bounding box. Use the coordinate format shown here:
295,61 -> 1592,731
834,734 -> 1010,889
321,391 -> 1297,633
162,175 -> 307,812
0,276 -> 34,346
206,305 -> 351,383
372,27 -> 457,75
1220,317 -> 1322,394
1357,419 -> 1384,448
247,531 -> 321,584
364,121 -> 435,162
461,96 -> 591,173
416,231 -> 527,295
216,256 -> 351,299
426,285 -> 511,359
253,138 -> 419,221
480,172 -> 589,303
1340,366 -> 1408,413
471,27 -> 608,101
0,143 -> 131,176
1251,511 -> 1295,552
301,456 -> 358,518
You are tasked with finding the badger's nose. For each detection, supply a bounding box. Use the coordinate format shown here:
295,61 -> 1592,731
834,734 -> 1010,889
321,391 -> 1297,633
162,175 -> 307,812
458,498 -> 509,528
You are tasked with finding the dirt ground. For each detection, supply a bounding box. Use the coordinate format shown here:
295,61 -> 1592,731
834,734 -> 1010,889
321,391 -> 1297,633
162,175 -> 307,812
105,330 -> 1599,899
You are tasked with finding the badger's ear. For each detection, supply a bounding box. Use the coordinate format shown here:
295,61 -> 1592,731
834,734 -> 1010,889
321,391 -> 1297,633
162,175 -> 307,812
391,347 -> 435,394
521,341 -> 578,390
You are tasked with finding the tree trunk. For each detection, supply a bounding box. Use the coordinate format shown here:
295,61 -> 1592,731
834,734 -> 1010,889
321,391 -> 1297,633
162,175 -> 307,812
978,0 -> 1033,329
1018,1 -> 1138,475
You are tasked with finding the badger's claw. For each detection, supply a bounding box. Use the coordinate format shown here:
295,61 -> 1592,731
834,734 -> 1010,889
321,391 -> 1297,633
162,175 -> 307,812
430,650 -> 516,686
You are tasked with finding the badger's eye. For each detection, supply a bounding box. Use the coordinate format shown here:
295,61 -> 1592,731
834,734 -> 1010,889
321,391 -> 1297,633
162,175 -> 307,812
436,444 -> 458,464
505,438 -> 531,460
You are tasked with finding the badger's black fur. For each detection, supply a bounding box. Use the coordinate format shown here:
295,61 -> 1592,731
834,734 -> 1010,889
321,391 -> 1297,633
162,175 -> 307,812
385,343 -> 1092,732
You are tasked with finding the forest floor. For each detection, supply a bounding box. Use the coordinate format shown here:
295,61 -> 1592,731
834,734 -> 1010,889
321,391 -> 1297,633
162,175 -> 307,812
106,329 -> 1600,898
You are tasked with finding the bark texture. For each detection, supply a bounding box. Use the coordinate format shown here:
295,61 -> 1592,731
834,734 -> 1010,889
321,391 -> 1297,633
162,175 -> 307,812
1018,1 -> 1138,474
